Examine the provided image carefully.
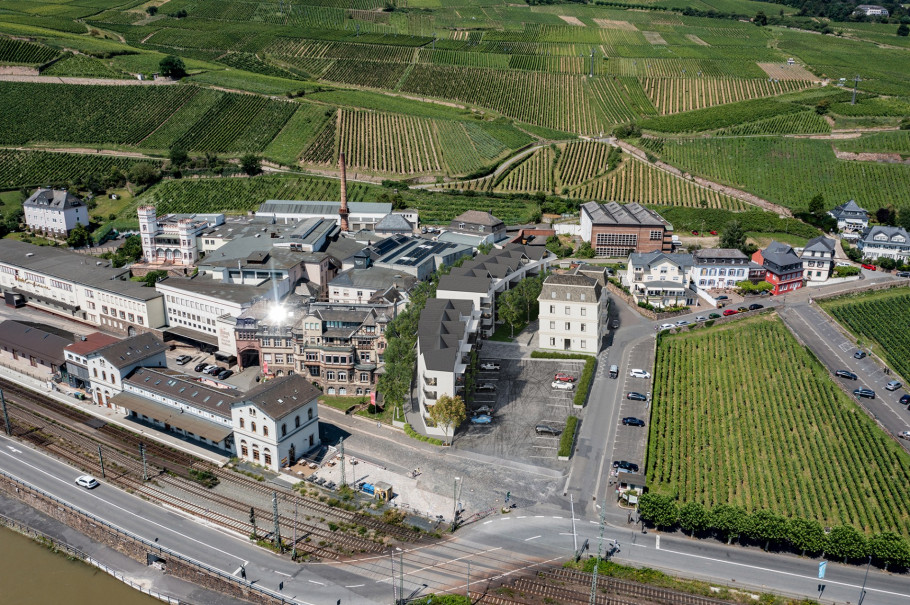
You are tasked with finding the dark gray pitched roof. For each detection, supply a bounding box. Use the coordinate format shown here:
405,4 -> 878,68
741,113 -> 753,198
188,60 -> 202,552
539,273 -> 602,302
0,320 -> 69,366
23,188 -> 83,210
628,251 -> 693,269
124,367 -> 237,419
581,201 -> 670,228
803,236 -> 836,253
450,210 -> 504,228
329,267 -> 416,291
437,274 -> 491,294
234,374 -> 321,420
829,200 -> 868,219
860,225 -> 910,246
418,298 -> 474,372
375,213 -> 413,232
760,241 -> 802,269
693,248 -> 749,262
91,332 -> 167,369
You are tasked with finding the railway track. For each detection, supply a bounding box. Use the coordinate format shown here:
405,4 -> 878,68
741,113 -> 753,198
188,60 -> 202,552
540,568 -> 735,605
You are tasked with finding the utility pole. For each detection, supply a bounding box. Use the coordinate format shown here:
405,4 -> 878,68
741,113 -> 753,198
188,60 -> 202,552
851,74 -> 861,105
339,437 -> 346,487
391,550 -> 397,605
139,443 -> 148,481
399,550 -> 404,605
98,445 -> 106,479
272,492 -> 282,551
451,476 -> 461,531
590,505 -> 607,605
467,560 -> 471,599
292,496 -> 298,561
570,494 -> 578,553
250,507 -> 257,539
858,555 -> 872,605
1,389 -> 10,436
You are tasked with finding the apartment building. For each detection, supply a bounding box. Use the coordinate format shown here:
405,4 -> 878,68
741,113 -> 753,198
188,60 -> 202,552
625,252 -> 695,307
23,188 -> 89,237
537,272 -> 606,353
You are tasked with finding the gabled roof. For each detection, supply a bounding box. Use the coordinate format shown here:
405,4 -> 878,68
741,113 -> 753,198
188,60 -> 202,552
418,298 -> 474,372
375,213 -> 413,232
65,332 -> 120,357
628,251 -> 693,270
829,200 -> 868,219
760,241 -> 802,269
258,200 -> 391,216
234,374 -> 321,420
803,236 -> 836,253
124,367 -> 237,419
451,210 -> 504,228
693,248 -> 749,263
437,274 -> 491,294
0,320 -> 70,366
861,225 -> 910,245
23,188 -> 83,210
581,201 -> 670,228
90,332 -> 167,369
329,266 -> 416,292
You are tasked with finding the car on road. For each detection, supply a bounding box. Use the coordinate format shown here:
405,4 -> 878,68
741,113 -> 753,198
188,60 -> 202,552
853,388 -> 876,399
217,369 -> 234,380
861,263 -> 876,271
627,392 -> 647,401
194,362 -> 208,372
708,313 -> 721,319
900,394 -> 910,405
612,460 -> 639,472
552,380 -> 575,391
899,431 -> 910,440
535,425 -> 560,436
737,306 -> 748,312
75,475 -> 99,489
473,405 -> 493,415
609,365 -> 619,379
675,320 -> 690,327
748,304 -> 764,311
612,319 -> 620,329
476,383 -> 496,392
897,271 -> 910,278
175,354 -> 192,365
622,417 -> 645,427
695,316 -> 708,322
854,350 -> 867,360
659,323 -> 676,331
886,380 -> 902,391
479,362 -> 501,371
716,295 -> 729,301
835,370 -> 858,380
470,414 -> 493,425
723,309 -> 738,316
629,369 -> 651,379
553,372 -> 576,382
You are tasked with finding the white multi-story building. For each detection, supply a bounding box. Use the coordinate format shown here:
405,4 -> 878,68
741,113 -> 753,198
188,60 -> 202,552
625,252 -> 695,308
828,200 -> 869,234
416,298 -> 479,436
231,375 -> 321,471
857,226 -> 910,263
83,332 -> 168,410
800,236 -> 836,282
690,249 -> 755,290
138,206 -> 223,267
23,188 -> 89,237
0,240 -> 166,336
537,270 -> 606,353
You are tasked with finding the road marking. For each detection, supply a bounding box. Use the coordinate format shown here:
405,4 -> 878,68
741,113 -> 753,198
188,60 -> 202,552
308,579 -> 325,585
345,584 -> 364,588
275,571 -> 291,577
551,516 -> 563,519
590,520 -> 599,524
524,535 -> 541,541
7,446 -> 21,454
517,516 -> 527,519
500,517 -> 510,521
233,567 -> 243,576
656,535 -> 660,550
483,520 -> 493,525
535,515 -> 544,518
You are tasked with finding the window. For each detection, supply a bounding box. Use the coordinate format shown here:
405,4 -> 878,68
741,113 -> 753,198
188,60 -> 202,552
239,418 -> 245,429
308,408 -> 313,421
251,422 -> 257,433
282,424 -> 287,437
240,441 -> 248,457
580,323 -> 586,332
549,321 -> 555,329
252,447 -> 260,462
580,308 -> 586,317
101,306 -> 108,314
326,371 -> 335,381
295,416 -> 300,428
93,368 -> 98,378
580,293 -> 586,301
549,305 -> 555,313
650,230 -> 663,241
565,306 -> 570,315
566,292 -> 571,300
263,426 -> 268,437
595,233 -> 637,247
550,337 -> 555,346
551,291 -> 556,299
581,340 -> 586,349
565,322 -> 570,330
264,449 -> 271,467
360,372 -> 369,382
249,408 -> 256,416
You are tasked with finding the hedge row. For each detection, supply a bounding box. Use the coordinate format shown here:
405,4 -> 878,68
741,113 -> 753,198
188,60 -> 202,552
638,494 -> 910,570
403,423 -> 444,446
530,351 -> 596,406
558,416 -> 579,458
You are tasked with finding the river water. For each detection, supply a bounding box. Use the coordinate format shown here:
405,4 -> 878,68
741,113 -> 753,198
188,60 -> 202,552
0,526 -> 156,605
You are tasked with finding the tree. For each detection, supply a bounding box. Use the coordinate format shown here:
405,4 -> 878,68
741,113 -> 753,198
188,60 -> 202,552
576,241 -> 595,259
427,394 -> 466,446
128,162 -> 160,186
868,532 -> 910,570
240,153 -> 262,176
159,55 -> 186,79
498,289 -> 523,338
808,193 -> 825,216
815,99 -> 830,115
747,510 -> 789,551
788,517 -> 826,556
876,206 -> 896,225
897,209 -> 910,232
711,504 -> 748,544
121,234 -> 143,262
477,242 -> 493,255
876,256 -> 897,270
169,147 -> 189,168
678,502 -> 710,536
146,5 -> 157,15
737,279 -> 773,294
143,270 -> 168,287
719,220 -> 746,252
753,11 -> 768,26
638,494 -> 678,530
898,23 -> 909,36
826,525 -> 868,563
66,223 -> 91,248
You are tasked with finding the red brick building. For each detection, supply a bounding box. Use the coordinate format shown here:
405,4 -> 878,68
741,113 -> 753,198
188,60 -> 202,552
580,202 -> 673,258
752,242 -> 803,295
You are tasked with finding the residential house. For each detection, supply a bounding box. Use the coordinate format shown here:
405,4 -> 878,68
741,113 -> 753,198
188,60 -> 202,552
445,210 -> 507,245
828,200 -> 869,234
0,320 -> 70,379
580,202 -> 673,257
537,271 -> 606,353
752,242 -> 803,295
374,213 -> 416,237
857,226 -> 910,263
690,249 -> 757,291
64,332 -> 119,390
368,235 -> 472,281
231,374 -> 321,471
328,266 -> 416,305
801,236 -> 836,282
625,252 -> 695,307
23,188 -> 89,237
84,332 -> 168,410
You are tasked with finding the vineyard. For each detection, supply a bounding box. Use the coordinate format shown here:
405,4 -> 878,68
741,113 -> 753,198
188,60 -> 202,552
648,316 -> 910,537
0,150 -> 148,190
495,146 -> 554,193
555,141 -> 617,188
641,77 -> 812,115
821,287 -> 910,384
0,37 -> 58,64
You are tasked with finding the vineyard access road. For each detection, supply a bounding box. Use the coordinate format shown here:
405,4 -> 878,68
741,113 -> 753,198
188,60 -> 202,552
0,75 -> 176,85
411,143 -> 543,191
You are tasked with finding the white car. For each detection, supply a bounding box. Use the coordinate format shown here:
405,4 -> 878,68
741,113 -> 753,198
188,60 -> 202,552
552,380 -> 575,391
676,320 -> 691,327
659,323 -> 675,331
75,475 -> 99,489
899,431 -> 910,440
479,362 -> 501,371
695,316 -> 708,322
836,261 -> 853,267
629,369 -> 651,379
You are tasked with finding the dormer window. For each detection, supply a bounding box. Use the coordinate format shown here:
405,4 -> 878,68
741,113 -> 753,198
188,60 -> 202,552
249,408 -> 256,416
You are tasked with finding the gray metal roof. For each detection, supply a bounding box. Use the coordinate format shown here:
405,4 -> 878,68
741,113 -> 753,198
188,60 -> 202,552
125,367 -> 236,419
829,199 -> 868,220
199,238 -> 311,271
112,391 -> 233,442
437,274 -> 491,294
860,226 -> 910,247
23,188 -> 84,210
375,213 -> 413,233
693,249 -> 749,263
91,332 -> 167,369
156,276 -> 275,305
258,201 -> 391,216
629,251 -> 693,270
803,236 -> 836,253
581,201 -> 670,228
539,273 -> 602,302
449,210 -> 504,229
329,267 -> 416,291
234,374 -> 321,420
760,241 -> 802,270
0,320 -> 69,366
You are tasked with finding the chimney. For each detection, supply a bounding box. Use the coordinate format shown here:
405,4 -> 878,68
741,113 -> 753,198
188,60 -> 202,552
339,153 -> 350,233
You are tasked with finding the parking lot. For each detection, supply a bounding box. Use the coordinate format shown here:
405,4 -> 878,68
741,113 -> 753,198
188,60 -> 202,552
163,345 -> 258,391
454,357 -> 586,470
609,340 -> 655,474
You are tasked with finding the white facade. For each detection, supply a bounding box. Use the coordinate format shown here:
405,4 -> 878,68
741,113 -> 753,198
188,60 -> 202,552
625,252 -> 694,307
23,189 -> 89,236
232,396 -> 320,472
800,237 -> 836,282
87,349 -> 167,411
537,274 -> 605,353
138,206 -> 222,266
156,280 -> 250,354
858,226 -> 910,262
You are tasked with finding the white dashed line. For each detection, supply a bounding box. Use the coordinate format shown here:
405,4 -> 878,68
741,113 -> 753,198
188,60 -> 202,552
524,535 -> 541,541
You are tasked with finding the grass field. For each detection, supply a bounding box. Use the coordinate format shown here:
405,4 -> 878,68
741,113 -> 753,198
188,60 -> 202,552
648,315 -> 910,537
820,287 -> 910,384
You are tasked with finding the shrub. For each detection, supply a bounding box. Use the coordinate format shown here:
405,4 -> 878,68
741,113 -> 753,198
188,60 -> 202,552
834,265 -> 860,277
403,423 -> 444,446
558,416 -> 579,458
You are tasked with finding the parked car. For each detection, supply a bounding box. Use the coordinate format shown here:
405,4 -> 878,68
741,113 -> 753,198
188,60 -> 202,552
622,417 -> 645,427
899,431 -> 910,440
612,460 -> 639,472
535,425 -> 560,436
897,271 -> 910,278
716,295 -> 729,301
900,394 -> 910,405
854,350 -> 867,360
175,354 -> 192,365
659,323 -> 676,331
861,263 -> 876,271
675,320 -> 690,327
691,230 -> 699,235
723,309 -> 738,316
75,475 -> 99,489
473,405 -> 493,415
853,388 -> 876,399
629,369 -> 651,379
886,380 -> 902,391
695,316 -> 708,322
203,364 -> 219,374
737,306 -> 748,312
552,380 -> 575,391
217,369 -> 234,380
834,370 -> 858,380
627,392 -> 647,401
554,372 -> 577,382
470,414 -> 493,425
708,313 -> 721,319
72,391 -> 86,400
480,362 -> 501,371
194,362 -> 208,372
748,304 -> 764,311
611,319 -> 620,329
836,261 -> 853,267
476,383 -> 496,392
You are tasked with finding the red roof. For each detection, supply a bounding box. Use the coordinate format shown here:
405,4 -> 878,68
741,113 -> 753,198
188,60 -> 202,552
64,332 -> 120,356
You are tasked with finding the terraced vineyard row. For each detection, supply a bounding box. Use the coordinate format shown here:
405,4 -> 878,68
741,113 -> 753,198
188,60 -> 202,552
714,111 -> 830,136
496,146 -> 554,193
555,141 -> 616,187
649,317 -> 910,537
336,108 -> 442,174
0,37 -> 58,64
641,77 -> 811,115
821,288 -> 910,384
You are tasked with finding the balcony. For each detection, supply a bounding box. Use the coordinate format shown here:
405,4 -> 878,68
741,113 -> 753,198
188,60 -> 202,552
423,390 -> 437,401
423,376 -> 438,386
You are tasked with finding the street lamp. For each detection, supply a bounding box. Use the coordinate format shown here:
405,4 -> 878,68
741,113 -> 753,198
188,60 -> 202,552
858,554 -> 872,605
451,477 -> 461,531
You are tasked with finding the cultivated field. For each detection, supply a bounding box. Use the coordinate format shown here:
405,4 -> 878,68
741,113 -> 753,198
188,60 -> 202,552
648,316 -> 910,537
